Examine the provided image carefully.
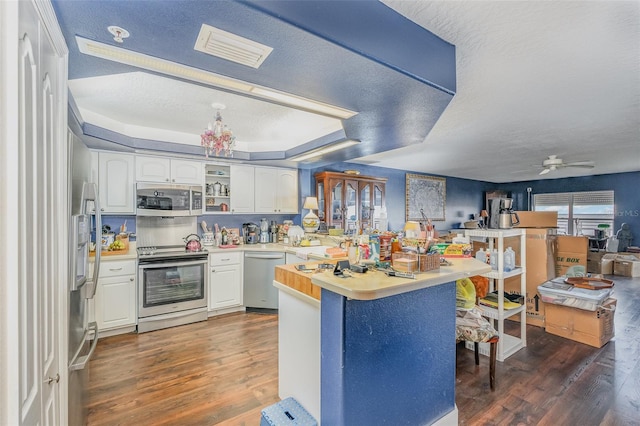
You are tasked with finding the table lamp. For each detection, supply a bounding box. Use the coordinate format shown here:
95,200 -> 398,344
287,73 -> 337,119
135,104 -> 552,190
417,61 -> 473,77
403,221 -> 422,239
480,210 -> 489,229
302,196 -> 320,232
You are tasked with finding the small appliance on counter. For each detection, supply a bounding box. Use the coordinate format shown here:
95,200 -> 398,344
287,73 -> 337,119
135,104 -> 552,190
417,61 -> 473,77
243,222 -> 259,244
259,218 -> 270,243
269,221 -> 279,243
498,198 -> 520,229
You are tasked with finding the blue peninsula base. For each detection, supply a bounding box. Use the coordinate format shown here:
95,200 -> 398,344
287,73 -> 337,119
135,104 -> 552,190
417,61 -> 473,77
321,282 -> 456,425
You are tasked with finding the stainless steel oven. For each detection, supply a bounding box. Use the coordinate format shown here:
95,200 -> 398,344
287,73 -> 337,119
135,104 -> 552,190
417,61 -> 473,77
137,246 -> 208,333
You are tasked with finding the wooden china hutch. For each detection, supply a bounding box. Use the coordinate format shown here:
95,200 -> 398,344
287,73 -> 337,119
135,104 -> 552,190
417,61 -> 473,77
315,171 -> 387,232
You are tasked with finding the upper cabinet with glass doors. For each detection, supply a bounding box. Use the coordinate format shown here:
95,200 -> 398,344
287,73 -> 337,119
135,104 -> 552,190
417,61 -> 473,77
315,171 -> 387,233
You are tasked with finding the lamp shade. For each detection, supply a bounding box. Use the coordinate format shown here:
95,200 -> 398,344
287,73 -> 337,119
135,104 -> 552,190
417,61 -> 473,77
403,221 -> 422,239
303,196 -> 319,210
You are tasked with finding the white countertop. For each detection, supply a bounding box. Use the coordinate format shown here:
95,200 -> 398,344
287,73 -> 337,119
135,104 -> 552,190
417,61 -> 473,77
311,258 -> 491,300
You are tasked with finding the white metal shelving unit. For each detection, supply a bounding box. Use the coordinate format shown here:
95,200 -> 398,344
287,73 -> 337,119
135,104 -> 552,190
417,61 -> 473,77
464,228 -> 527,361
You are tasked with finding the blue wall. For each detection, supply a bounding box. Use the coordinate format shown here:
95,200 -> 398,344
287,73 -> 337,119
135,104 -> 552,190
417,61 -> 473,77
106,167 -> 638,248
308,162 -> 496,233
304,164 -> 638,245
498,171 -> 640,246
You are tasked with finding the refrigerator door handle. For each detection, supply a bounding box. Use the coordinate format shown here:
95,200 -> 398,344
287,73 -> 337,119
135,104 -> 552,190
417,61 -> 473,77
84,182 -> 101,299
69,322 -> 99,371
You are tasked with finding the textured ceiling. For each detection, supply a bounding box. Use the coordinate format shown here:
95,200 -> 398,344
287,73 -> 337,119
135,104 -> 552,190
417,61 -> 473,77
365,0 -> 640,182
52,0 -> 640,183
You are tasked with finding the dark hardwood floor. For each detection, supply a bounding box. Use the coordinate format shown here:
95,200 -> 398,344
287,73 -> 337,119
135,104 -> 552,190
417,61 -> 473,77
88,276 -> 640,425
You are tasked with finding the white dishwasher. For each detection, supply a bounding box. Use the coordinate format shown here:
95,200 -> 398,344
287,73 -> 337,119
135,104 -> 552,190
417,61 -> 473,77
243,251 -> 285,310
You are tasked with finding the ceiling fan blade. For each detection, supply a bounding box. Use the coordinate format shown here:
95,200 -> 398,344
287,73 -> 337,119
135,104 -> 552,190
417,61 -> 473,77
539,168 -> 551,175
565,161 -> 595,168
567,164 -> 595,169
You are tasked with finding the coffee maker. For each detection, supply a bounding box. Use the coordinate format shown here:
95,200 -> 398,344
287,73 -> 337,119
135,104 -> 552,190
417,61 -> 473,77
243,223 -> 259,244
498,198 -> 520,229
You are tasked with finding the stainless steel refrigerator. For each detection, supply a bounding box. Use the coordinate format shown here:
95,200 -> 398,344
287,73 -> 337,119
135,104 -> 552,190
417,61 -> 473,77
68,133 -> 101,425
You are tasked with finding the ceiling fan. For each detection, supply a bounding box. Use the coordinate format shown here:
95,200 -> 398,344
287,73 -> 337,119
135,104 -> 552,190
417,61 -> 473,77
538,155 -> 595,175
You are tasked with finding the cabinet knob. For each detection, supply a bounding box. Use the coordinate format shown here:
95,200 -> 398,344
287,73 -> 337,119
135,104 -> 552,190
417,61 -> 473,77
100,208 -> 105,212
166,178 -> 170,182
130,278 -> 134,282
211,268 -> 216,273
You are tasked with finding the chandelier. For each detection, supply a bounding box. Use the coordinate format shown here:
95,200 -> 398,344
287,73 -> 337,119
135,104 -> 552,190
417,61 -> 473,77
201,110 -> 235,158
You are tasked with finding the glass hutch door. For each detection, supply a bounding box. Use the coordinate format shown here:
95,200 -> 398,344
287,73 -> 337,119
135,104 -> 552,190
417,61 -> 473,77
344,180 -> 358,232
329,179 -> 344,228
359,182 -> 372,232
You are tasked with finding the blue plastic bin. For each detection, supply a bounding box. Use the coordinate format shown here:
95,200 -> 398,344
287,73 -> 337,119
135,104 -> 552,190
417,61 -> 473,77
260,397 -> 317,426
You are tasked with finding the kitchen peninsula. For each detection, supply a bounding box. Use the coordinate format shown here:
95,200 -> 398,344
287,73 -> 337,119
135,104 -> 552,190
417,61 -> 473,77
274,258 -> 491,425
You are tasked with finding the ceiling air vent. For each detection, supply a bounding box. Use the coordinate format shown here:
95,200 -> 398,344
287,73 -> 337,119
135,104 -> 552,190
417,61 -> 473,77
194,24 -> 273,69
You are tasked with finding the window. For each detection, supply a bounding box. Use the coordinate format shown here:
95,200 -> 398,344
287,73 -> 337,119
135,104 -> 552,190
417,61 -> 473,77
533,190 -> 614,236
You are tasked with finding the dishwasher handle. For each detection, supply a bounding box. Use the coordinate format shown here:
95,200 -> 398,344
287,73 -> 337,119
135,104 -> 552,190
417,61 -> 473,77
245,252 -> 285,260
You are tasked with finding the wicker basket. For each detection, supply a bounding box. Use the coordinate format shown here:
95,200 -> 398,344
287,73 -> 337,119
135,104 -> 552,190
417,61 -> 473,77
418,253 -> 440,272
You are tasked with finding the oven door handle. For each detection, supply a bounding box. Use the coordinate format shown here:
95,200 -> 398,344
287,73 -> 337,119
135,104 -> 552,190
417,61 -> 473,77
138,259 -> 207,269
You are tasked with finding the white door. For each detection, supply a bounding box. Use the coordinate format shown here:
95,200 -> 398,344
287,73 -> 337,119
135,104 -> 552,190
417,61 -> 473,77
254,167 -> 277,213
99,152 -> 134,213
276,169 -> 299,213
171,159 -> 202,185
10,1 -> 67,424
230,164 -> 255,213
95,275 -> 136,330
209,265 -> 243,310
135,155 -> 171,182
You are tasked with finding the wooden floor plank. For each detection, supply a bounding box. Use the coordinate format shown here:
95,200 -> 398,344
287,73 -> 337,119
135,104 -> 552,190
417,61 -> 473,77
88,276 -> 640,425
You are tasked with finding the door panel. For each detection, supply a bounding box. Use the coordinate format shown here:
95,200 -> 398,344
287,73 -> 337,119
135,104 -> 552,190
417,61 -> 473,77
16,1 -> 64,423
19,18 -> 42,426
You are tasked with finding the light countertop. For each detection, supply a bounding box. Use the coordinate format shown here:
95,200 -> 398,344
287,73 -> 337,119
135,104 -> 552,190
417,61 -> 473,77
91,242 -> 138,261
91,241 -> 341,262
310,258 -> 491,300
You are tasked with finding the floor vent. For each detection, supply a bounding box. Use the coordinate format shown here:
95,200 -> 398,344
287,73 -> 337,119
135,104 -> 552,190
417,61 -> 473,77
194,24 -> 273,69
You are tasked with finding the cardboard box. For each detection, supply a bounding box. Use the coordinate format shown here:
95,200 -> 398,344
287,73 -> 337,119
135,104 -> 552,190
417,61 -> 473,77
613,253 -> 640,277
514,211 -> 558,228
587,250 -> 606,274
544,298 -> 616,348
556,236 -> 588,277
601,253 -> 618,275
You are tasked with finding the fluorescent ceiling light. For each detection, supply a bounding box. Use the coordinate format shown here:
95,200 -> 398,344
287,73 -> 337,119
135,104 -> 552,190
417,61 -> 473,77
250,87 -> 356,119
290,139 -> 360,162
75,36 -> 357,120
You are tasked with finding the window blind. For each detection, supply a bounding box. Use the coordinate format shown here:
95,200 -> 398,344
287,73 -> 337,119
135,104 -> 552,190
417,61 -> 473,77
534,190 -> 613,207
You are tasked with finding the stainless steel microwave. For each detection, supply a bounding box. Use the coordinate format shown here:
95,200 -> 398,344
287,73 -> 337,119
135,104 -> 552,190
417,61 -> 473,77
136,183 -> 203,216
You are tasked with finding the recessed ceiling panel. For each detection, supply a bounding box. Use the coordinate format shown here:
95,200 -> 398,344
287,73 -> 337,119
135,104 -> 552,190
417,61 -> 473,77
68,72 -> 344,152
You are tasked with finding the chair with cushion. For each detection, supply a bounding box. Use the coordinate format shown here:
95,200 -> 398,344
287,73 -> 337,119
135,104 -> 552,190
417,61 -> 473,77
455,276 -> 499,391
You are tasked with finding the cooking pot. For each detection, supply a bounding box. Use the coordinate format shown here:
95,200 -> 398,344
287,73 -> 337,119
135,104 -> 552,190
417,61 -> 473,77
184,234 -> 202,252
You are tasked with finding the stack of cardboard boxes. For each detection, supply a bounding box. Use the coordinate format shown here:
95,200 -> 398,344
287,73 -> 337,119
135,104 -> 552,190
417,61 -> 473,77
473,211 -> 616,348
589,248 -> 640,278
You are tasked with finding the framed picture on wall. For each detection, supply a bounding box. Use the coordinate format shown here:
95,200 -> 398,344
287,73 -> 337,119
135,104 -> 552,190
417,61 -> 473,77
405,174 -> 446,221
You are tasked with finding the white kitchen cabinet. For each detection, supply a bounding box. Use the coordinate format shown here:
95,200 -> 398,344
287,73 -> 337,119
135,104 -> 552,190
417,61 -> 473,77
254,167 -> 299,214
209,251 -> 243,313
136,155 -> 202,184
171,159 -> 203,185
98,152 -> 135,214
229,164 -> 255,213
92,259 -> 136,335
